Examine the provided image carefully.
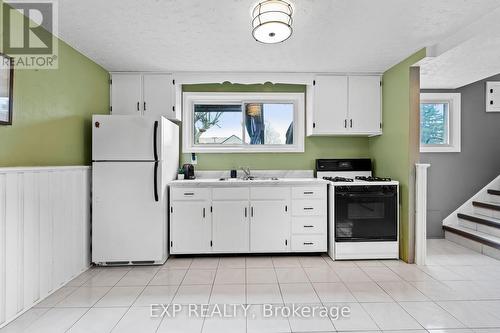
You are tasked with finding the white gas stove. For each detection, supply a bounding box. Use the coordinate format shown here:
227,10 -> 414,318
316,159 -> 399,260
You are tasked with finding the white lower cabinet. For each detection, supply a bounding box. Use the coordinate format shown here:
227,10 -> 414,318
170,201 -> 211,254
170,184 -> 327,254
250,200 -> 290,252
212,200 -> 249,252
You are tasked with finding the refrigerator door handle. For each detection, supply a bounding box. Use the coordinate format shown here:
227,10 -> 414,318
154,161 -> 159,202
153,121 -> 159,161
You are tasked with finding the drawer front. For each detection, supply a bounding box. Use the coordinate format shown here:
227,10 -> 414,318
250,186 -> 290,200
212,187 -> 249,201
291,235 -> 327,252
292,200 -> 326,216
292,216 -> 326,234
292,186 -> 326,200
171,187 -> 210,201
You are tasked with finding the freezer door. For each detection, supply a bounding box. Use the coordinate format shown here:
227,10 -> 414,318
92,161 -> 166,263
92,115 -> 160,161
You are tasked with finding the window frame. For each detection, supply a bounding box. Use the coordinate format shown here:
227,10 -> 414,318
182,92 -> 305,153
420,93 -> 461,153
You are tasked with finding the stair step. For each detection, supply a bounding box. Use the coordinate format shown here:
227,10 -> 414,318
458,213 -> 500,229
443,224 -> 500,250
472,201 -> 500,211
488,189 -> 500,196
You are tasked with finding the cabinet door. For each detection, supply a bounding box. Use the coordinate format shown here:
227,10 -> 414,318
170,201 -> 211,253
312,75 -> 348,134
212,201 -> 249,252
143,74 -> 176,120
348,76 -> 381,134
111,74 -> 142,115
250,201 -> 289,252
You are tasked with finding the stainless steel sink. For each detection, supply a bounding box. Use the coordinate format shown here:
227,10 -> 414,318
218,176 -> 279,181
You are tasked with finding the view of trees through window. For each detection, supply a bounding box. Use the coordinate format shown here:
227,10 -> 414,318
194,103 -> 294,145
420,102 -> 448,145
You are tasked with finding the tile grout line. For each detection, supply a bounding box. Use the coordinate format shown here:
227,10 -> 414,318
272,256 -> 293,333
200,257 -> 220,333
154,257 -> 192,333
64,266 -> 132,333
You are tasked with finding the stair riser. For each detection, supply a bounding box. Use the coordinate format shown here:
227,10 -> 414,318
473,206 -> 500,220
462,218 -> 500,238
458,218 -> 477,231
445,231 -> 500,260
458,219 -> 500,237
445,230 -> 483,252
487,193 -> 500,204
477,224 -> 500,238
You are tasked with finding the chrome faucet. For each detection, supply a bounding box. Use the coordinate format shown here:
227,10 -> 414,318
240,167 -> 251,179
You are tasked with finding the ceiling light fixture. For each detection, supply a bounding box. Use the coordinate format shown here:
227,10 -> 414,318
252,0 -> 293,44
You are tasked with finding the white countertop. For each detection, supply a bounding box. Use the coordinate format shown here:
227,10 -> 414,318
169,177 -> 328,187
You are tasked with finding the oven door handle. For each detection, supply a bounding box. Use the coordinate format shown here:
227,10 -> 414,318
336,193 -> 395,198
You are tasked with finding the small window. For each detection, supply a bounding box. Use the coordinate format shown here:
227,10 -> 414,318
183,92 -> 304,153
420,93 -> 461,153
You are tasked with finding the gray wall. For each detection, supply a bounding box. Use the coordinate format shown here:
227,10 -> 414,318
421,74 -> 500,238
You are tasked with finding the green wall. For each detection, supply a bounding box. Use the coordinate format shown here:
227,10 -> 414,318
181,83 -> 370,169
369,49 -> 426,262
0,1 -> 109,166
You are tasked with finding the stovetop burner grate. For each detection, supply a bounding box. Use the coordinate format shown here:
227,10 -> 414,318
322,176 -> 354,182
355,176 -> 392,182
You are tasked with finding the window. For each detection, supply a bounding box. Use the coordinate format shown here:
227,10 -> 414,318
183,92 -> 304,152
420,93 -> 461,153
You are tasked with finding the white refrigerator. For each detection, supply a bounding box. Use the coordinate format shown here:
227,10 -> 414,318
91,115 -> 179,265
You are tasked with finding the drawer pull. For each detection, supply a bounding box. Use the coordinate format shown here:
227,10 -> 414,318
303,207 -> 314,210
184,192 -> 194,196
304,191 -> 314,195
303,225 -> 314,228
303,242 -> 314,245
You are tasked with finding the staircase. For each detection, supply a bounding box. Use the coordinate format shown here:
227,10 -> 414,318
443,175 -> 500,260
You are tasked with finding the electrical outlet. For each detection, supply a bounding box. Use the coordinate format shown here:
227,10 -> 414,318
191,153 -> 198,165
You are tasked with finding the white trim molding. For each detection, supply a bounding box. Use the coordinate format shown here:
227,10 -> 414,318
420,92 -> 461,153
415,163 -> 431,265
182,92 -> 305,153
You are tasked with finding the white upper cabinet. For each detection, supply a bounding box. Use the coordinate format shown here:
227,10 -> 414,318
110,73 -> 179,121
309,75 -> 382,136
311,75 -> 348,134
348,76 -> 382,134
110,74 -> 142,115
143,74 -> 175,119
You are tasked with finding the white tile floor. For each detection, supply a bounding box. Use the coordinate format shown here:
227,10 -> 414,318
2,239 -> 500,333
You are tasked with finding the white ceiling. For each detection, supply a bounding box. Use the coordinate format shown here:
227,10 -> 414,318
420,6 -> 500,89
57,0 -> 500,73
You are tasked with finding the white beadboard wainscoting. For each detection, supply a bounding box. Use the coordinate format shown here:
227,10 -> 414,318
0,166 -> 91,328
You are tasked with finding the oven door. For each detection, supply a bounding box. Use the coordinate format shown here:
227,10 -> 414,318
335,185 -> 397,242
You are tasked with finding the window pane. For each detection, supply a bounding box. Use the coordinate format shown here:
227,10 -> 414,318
194,104 -> 242,144
420,103 -> 448,145
244,103 -> 294,145
0,97 -> 8,122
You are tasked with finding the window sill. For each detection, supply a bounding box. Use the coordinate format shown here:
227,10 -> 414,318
420,146 -> 461,153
